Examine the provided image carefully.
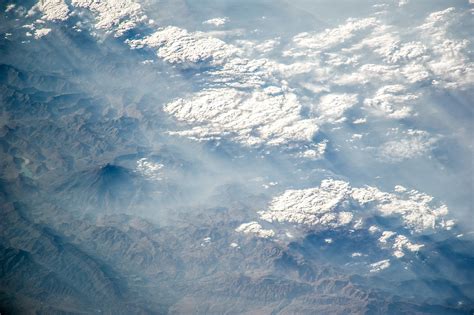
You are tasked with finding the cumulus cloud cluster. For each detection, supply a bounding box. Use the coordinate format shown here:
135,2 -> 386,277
128,29 -> 328,156
418,8 -> 474,89
72,0 -> 147,37
377,129 -> 438,162
164,88 -> 320,152
156,6 -> 470,159
28,0 -> 69,21
235,221 -> 275,238
136,158 -> 164,181
370,259 -> 391,272
257,179 -> 451,232
203,17 -> 229,27
237,178 -> 454,267
20,0 -> 147,39
19,0 -> 333,157
128,26 -> 236,66
363,84 -> 418,119
285,8 -> 473,91
24,1 -> 472,164
258,180 -> 354,228
312,94 -> 359,124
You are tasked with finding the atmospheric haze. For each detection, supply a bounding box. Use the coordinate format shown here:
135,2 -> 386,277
0,0 -> 473,314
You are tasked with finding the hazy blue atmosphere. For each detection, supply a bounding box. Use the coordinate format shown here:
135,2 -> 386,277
0,0 -> 473,314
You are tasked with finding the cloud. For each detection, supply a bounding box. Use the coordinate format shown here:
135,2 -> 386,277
26,0 -> 147,37
203,17 -> 229,27
28,0 -> 69,21
136,158 -> 164,181
33,28 -> 52,39
334,64 -> 402,86
377,129 -> 437,162
207,57 -> 281,89
235,221 -> 275,238
128,26 -> 237,67
391,235 -> 424,258
125,27 -> 329,157
27,2 -> 471,159
378,231 -> 396,244
5,4 -> 16,13
71,0 -> 147,37
378,231 -> 424,258
236,38 -> 280,54
258,178 -> 452,233
352,183 -> 452,232
398,0 -> 410,7
370,259 -> 390,272
237,178 -> 445,269
283,18 -> 378,58
281,9 -> 473,124
351,28 -> 428,65
363,85 -> 419,119
313,94 -> 359,124
164,88 -> 324,156
258,179 -> 353,227
418,8 -> 474,89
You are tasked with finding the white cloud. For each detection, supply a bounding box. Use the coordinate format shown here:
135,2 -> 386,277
313,94 -> 359,124
258,179 -> 353,227
5,4 -> 16,13
398,0 -> 409,7
370,259 -> 390,272
377,230 -> 424,258
280,9 -> 473,125
368,225 -> 380,234
295,141 -> 327,160
351,28 -> 427,64
29,0 -> 69,21
363,85 -> 419,119
392,235 -> 424,258
71,0 -> 146,37
284,18 -> 378,58
203,17 -> 229,27
128,26 -> 237,67
258,178 -> 451,234
352,118 -> 367,124
235,38 -> 281,55
381,41 -> 427,64
334,64 -> 402,86
353,184 -> 450,232
377,129 -> 437,162
208,57 -> 280,89
235,221 -> 275,238
27,4 -> 470,157
136,158 -> 164,181
15,2 -> 469,274
254,39 -> 280,54
418,8 -> 474,89
394,185 -> 407,193
401,63 -> 431,83
378,231 -> 396,243
369,227 -> 424,258
28,0 -> 148,36
164,88 -> 323,155
33,28 -> 51,39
